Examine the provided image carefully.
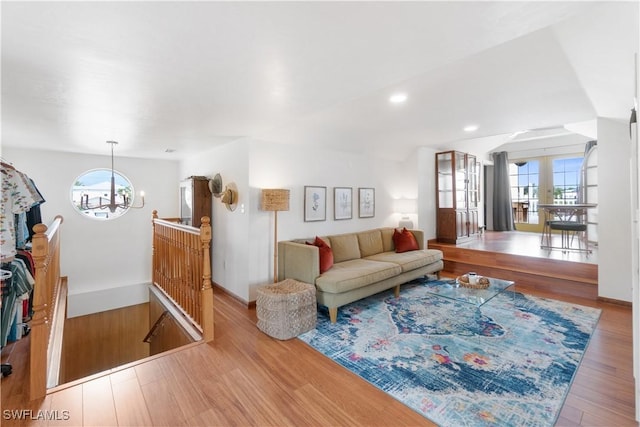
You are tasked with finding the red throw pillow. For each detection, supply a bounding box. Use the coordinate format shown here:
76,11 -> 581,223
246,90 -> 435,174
393,227 -> 419,253
306,236 -> 334,273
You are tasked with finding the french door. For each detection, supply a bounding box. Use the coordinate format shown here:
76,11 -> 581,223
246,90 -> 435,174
509,154 -> 584,233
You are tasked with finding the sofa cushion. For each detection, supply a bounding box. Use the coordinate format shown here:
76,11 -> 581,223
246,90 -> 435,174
294,236 -> 330,246
393,227 -> 419,253
306,237 -> 334,273
315,259 -> 401,294
329,233 -> 361,263
379,228 -> 395,252
365,249 -> 443,273
357,229 -> 384,257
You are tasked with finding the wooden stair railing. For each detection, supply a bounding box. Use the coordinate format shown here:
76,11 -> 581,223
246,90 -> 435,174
152,211 -> 214,342
30,215 -> 65,401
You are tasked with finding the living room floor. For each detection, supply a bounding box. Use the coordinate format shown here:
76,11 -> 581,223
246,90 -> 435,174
452,230 -> 597,264
1,278 -> 635,426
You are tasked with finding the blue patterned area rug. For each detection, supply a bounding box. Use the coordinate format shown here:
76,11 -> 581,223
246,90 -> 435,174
299,278 -> 601,427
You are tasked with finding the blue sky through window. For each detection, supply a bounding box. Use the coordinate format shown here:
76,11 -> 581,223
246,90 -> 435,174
517,162 -> 539,187
75,169 -> 130,187
553,158 -> 582,188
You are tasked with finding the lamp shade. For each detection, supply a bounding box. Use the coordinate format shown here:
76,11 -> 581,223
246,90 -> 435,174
261,189 -> 290,211
393,198 -> 417,215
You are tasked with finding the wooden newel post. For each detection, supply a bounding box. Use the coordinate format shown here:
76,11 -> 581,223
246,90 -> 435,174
199,216 -> 214,342
30,223 -> 49,400
152,210 -> 158,285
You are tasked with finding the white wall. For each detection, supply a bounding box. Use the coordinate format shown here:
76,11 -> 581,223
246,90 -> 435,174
247,140 -> 420,300
418,146 -> 437,239
180,139 -> 422,303
178,140 -> 251,303
597,117 -> 633,302
3,141 -> 425,313
2,147 -> 180,316
7,123 -> 635,313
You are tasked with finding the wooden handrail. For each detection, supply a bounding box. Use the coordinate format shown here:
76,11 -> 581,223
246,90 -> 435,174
152,210 -> 214,342
143,311 -> 170,343
30,215 -> 64,400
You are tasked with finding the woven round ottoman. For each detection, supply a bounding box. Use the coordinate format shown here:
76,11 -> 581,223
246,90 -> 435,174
256,279 -> 317,340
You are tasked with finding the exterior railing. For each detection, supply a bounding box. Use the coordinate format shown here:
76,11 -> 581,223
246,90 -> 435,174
151,211 -> 213,342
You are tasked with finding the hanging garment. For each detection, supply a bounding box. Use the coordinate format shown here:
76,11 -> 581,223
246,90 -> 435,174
15,250 -> 35,318
16,250 -> 35,277
0,260 -> 33,346
25,177 -> 45,241
14,212 -> 29,250
1,165 -> 40,260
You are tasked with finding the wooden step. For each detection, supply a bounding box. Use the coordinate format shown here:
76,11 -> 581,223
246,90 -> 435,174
428,240 -> 598,300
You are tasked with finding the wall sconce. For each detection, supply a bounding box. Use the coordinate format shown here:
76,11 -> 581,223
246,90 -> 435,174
221,182 -> 238,211
393,198 -> 417,229
261,188 -> 290,283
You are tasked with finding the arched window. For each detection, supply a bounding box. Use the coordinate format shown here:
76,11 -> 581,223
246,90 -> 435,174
70,168 -> 137,220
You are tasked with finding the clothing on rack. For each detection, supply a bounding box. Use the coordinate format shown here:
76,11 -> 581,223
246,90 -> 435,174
16,250 -> 35,318
15,250 -> 34,277
26,179 -> 46,242
0,259 -> 34,347
15,212 -> 29,250
1,160 -> 44,381
1,163 -> 44,260
26,177 -> 45,241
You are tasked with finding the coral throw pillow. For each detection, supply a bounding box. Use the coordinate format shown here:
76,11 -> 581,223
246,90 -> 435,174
393,228 -> 419,253
306,236 -> 334,273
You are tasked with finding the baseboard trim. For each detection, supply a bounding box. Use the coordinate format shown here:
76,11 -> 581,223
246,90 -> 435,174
212,282 -> 253,308
597,296 -> 632,307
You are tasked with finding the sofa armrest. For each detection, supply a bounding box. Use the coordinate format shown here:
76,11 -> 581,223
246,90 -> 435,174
278,241 -> 320,284
409,229 -> 425,250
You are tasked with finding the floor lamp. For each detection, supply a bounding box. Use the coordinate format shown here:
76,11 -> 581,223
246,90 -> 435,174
261,189 -> 290,283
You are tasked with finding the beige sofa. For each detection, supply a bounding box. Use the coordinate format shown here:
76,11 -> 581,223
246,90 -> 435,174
278,228 -> 444,323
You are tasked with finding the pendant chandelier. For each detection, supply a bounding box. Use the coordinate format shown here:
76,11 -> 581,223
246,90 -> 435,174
79,140 -> 145,213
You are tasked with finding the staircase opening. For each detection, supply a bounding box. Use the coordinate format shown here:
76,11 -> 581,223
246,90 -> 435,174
59,285 -> 200,384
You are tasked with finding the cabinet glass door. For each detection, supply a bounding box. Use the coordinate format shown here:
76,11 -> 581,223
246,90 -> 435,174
437,152 -> 454,208
468,155 -> 478,209
455,152 -> 467,209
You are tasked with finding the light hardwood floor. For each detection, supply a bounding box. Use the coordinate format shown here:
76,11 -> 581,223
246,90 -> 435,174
1,283 -> 636,427
1,231 -> 637,426
444,230 -> 598,265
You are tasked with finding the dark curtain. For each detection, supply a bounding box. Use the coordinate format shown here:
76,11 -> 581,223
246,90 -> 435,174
492,151 -> 515,231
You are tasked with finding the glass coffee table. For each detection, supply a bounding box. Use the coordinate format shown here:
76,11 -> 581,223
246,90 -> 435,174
423,276 -> 514,307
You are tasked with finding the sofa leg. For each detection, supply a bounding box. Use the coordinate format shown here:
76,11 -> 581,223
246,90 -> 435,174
394,285 -> 400,298
329,307 -> 338,323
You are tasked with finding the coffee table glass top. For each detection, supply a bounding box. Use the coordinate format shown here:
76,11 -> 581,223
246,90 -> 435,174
423,277 -> 514,307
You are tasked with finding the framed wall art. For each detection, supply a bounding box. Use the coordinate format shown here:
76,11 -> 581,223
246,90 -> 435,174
358,187 -> 375,218
333,187 -> 352,220
304,186 -> 326,222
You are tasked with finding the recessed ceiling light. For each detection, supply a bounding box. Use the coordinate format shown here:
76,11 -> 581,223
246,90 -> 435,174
463,125 -> 479,132
389,93 -> 408,104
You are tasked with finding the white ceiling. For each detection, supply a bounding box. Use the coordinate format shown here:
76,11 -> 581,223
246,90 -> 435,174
1,1 -> 638,161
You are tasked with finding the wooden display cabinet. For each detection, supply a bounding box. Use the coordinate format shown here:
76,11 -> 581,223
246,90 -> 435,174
435,151 -> 479,244
179,176 -> 212,227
